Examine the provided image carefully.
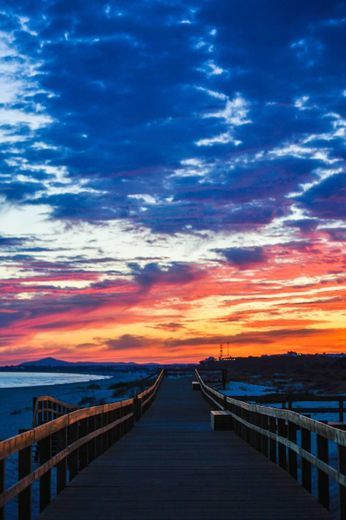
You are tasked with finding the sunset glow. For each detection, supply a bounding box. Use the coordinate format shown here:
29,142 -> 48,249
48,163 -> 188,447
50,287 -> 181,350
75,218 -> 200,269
0,1 -> 345,364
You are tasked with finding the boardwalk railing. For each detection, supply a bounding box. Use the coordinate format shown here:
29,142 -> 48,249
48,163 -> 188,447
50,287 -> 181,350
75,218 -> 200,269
198,370 -> 346,421
219,393 -> 346,422
196,369 -> 346,518
0,370 -> 164,520
32,396 -> 79,428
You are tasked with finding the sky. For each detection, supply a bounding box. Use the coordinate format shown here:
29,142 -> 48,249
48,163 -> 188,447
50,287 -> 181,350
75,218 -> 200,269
0,0 -> 345,364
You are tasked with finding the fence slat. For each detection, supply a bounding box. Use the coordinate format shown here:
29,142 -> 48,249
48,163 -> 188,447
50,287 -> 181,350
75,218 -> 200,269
339,445 -> 346,518
0,459 -> 4,520
18,445 -> 32,520
0,371 -> 165,520
288,422 -> 297,480
278,418 -> 287,469
317,434 -> 329,510
269,417 -> 277,463
56,427 -> 67,494
39,436 -> 51,512
301,427 -> 311,493
196,369 -> 346,519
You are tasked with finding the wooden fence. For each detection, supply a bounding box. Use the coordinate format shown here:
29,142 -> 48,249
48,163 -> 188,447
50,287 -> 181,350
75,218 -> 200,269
196,369 -> 346,518
198,370 -> 346,421
0,370 -> 164,520
32,396 -> 79,428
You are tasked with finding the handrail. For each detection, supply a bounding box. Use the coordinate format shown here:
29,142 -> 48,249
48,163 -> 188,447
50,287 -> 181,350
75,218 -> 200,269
196,369 -> 346,518
0,369 -> 164,520
221,393 -> 346,403
33,396 -> 79,427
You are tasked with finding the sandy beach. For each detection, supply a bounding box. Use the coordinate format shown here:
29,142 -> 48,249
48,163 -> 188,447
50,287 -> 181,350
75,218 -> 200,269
0,369 -> 151,440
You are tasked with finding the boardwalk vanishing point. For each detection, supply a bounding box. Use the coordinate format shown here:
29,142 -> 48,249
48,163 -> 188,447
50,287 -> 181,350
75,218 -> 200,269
39,375 -> 331,520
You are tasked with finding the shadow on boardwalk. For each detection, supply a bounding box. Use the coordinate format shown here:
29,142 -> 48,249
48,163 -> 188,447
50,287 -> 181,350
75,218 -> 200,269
40,377 -> 331,520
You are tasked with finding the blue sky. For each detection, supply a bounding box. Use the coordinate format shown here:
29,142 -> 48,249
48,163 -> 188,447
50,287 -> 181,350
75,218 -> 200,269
0,1 -> 345,363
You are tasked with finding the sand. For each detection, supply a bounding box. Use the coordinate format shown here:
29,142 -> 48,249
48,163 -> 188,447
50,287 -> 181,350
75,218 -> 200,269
0,369 -> 151,440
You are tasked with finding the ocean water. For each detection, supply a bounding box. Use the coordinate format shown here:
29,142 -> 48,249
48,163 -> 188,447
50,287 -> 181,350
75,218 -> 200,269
0,371 -> 109,388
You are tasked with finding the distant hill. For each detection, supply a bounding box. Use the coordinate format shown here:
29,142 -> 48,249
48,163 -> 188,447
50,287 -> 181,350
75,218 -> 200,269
16,357 -> 193,369
20,357 -> 72,367
18,357 -> 160,368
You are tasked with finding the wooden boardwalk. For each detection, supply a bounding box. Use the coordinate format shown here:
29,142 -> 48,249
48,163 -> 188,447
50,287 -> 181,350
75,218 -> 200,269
40,377 -> 331,520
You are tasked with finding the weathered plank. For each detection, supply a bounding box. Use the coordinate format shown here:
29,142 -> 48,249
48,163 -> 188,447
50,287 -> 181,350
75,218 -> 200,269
40,377 -> 331,520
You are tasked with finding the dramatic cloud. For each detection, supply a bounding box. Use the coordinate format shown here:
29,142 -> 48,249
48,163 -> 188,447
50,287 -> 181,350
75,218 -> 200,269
105,335 -> 153,351
0,0 -> 345,363
216,247 -> 266,268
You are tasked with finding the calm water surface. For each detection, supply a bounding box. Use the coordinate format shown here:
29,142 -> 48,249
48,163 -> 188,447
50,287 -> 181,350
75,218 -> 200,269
0,371 -> 109,388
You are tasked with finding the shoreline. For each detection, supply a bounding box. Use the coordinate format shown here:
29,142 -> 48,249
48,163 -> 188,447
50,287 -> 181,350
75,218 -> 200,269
0,371 -> 110,389
0,368 -> 151,440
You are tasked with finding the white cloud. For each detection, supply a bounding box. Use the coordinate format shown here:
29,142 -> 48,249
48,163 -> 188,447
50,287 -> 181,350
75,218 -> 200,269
0,29 -> 53,137
203,94 -> 251,126
294,96 -> 312,110
128,194 -> 157,204
195,93 -> 250,147
206,60 -> 224,75
173,157 -> 209,177
196,132 -> 241,147
0,108 -> 52,130
269,143 -> 339,164
195,86 -> 227,101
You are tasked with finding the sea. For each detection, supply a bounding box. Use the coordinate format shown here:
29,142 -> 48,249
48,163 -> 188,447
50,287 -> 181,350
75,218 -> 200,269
0,371 -> 109,388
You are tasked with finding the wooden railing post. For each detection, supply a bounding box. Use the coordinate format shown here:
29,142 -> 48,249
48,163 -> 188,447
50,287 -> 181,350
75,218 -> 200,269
277,418 -> 287,469
56,427 -> 67,494
102,411 -> 109,452
269,417 -> 277,463
261,415 -> 269,457
68,422 -> 79,481
301,427 -> 311,493
317,434 -> 329,510
255,413 -> 262,452
78,419 -> 88,470
18,445 -> 32,520
89,416 -> 96,461
288,421 -> 297,480
0,459 -> 5,520
244,409 -> 250,443
0,372 -> 163,517
39,436 -> 51,511
133,395 -> 141,421
338,444 -> 346,518
195,369 -> 346,518
249,410 -> 256,447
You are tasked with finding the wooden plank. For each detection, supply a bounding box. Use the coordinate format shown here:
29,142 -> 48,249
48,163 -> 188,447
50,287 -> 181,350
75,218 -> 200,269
196,371 -> 346,446
317,434 -> 329,510
339,444 -> 346,518
0,459 -> 4,520
40,378 -> 331,520
18,445 -> 32,520
0,414 -> 134,509
39,436 -> 51,512
288,421 -> 297,480
0,372 -> 164,518
301,427 -> 312,493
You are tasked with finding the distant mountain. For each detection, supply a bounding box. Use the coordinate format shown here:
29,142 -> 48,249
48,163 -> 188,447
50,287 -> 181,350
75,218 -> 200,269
18,357 -> 160,368
20,357 -> 72,367
17,357 -> 191,369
